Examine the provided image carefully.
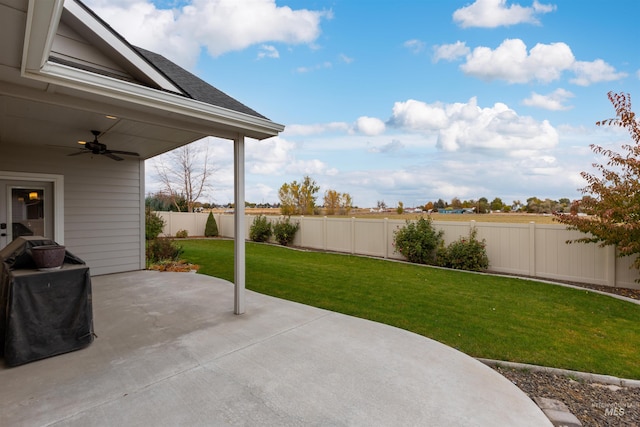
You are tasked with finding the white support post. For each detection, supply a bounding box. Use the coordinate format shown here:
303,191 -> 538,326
234,134 -> 246,315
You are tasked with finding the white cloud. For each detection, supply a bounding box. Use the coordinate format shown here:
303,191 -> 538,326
354,116 -> 386,136
286,159 -> 335,176
432,41 -> 470,62
340,54 -> 354,64
570,59 -> 628,86
403,39 -> 426,54
246,136 -> 296,175
453,0 -> 556,28
247,136 -> 339,177
284,122 -> 350,136
257,45 -> 279,59
522,88 -> 574,110
461,39 -> 574,83
368,140 -> 405,154
295,61 -> 333,73
85,0 -> 331,69
389,97 -> 558,155
389,99 -> 449,130
458,39 -> 626,86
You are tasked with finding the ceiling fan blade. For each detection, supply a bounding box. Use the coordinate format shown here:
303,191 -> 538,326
104,152 -> 124,161
108,150 -> 140,157
68,150 -> 91,157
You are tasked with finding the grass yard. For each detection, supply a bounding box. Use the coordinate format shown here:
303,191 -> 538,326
180,239 -> 640,379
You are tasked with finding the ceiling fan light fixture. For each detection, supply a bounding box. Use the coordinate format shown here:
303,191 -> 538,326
68,130 -> 140,161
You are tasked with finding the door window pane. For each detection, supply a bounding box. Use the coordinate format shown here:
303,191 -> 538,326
11,188 -> 45,239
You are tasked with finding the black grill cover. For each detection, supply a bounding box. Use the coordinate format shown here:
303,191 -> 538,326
0,237 -> 93,366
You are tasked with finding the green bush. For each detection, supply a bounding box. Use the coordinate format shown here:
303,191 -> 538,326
175,229 -> 188,238
393,217 -> 444,264
147,237 -> 183,264
273,217 -> 299,246
145,207 -> 165,240
249,215 -> 272,242
204,212 -> 218,237
437,227 -> 489,272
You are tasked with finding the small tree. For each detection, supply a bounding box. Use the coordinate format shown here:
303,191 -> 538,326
204,212 -> 218,237
554,92 -> 640,275
273,217 -> 300,246
145,207 -> 183,265
393,217 -> 444,264
490,197 -> 504,211
340,193 -> 353,215
249,215 -> 272,242
436,227 -> 489,272
324,190 -> 353,215
153,141 -> 214,212
145,207 -> 165,240
278,175 -> 320,215
323,189 -> 341,215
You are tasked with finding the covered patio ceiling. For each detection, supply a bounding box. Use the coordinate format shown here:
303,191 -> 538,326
0,93 -> 208,160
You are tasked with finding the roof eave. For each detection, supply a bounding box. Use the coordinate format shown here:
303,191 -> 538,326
22,0 -> 65,74
21,0 -> 284,141
36,62 -> 284,139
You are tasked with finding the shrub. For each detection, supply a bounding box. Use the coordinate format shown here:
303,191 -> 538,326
250,215 -> 272,242
393,217 -> 444,264
175,229 -> 188,238
145,207 -> 165,240
147,237 -> 183,264
273,217 -> 299,246
437,227 -> 489,272
204,212 -> 218,237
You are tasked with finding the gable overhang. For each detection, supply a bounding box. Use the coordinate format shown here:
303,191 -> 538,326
17,0 -> 284,157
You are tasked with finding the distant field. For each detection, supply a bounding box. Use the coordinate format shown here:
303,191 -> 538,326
234,208 -> 560,224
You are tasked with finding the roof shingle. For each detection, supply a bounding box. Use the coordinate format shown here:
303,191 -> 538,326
135,47 -> 268,120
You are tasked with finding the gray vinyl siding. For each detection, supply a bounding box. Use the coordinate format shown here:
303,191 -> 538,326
0,144 -> 144,275
52,20 -> 133,81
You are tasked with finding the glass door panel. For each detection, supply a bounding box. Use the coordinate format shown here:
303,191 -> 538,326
1,180 -> 53,250
11,187 -> 45,239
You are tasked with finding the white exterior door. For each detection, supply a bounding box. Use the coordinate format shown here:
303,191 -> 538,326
0,180 -> 53,249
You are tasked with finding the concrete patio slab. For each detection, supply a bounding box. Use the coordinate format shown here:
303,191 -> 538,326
0,271 -> 551,426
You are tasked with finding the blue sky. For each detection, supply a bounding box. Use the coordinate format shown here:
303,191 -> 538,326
85,0 -> 640,208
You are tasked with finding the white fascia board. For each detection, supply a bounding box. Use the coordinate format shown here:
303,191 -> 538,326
22,0 -> 65,73
62,0 -> 181,94
32,61 -> 284,138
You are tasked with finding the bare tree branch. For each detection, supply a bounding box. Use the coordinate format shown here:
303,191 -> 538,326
153,140 -> 215,212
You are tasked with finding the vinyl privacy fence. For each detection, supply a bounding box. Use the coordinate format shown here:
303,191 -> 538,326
156,212 -> 640,290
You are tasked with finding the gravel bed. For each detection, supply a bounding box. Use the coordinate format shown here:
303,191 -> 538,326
491,283 -> 640,426
493,366 -> 640,426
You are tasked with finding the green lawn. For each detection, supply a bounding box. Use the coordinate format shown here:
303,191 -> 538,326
180,239 -> 640,379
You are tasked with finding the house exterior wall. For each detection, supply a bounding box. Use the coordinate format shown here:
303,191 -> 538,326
0,144 -> 144,275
